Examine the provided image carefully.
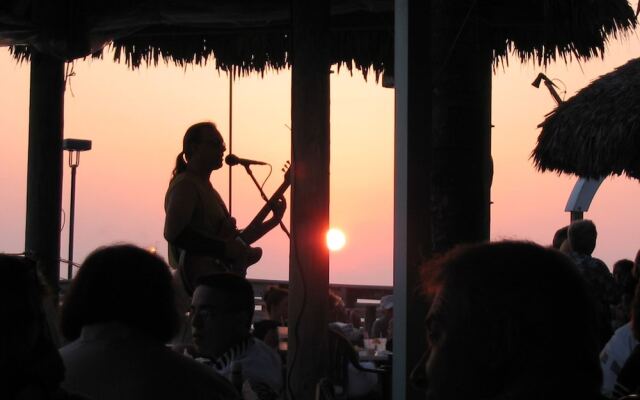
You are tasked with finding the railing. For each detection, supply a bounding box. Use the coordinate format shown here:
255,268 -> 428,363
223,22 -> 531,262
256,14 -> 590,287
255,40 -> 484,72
250,278 -> 392,335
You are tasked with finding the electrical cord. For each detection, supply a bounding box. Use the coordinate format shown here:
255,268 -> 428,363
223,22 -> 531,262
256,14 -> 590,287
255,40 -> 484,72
551,78 -> 567,102
286,232 -> 307,400
260,164 -> 273,191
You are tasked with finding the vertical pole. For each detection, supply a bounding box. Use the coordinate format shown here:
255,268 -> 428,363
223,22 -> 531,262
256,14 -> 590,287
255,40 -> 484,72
228,68 -> 234,215
288,0 -> 330,398
431,0 -> 492,251
570,211 -> 583,222
68,163 -> 77,279
393,0 -> 431,398
25,50 -> 65,300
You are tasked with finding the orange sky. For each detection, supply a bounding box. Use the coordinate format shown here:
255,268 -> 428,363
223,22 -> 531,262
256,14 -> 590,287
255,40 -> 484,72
2,24 -> 640,285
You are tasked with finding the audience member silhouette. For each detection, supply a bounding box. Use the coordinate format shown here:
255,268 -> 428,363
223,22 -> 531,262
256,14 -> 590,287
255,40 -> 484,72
567,220 -> 620,346
253,286 -> 288,349
328,291 -> 364,346
612,259 -> 637,330
552,225 -> 569,250
58,244 -> 238,400
190,273 -> 282,400
600,292 -> 638,397
608,279 -> 640,399
416,241 -> 603,400
0,254 -> 86,400
371,295 -> 393,339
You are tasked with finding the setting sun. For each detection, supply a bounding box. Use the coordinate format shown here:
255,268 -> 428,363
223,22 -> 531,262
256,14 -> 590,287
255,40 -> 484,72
326,228 -> 347,251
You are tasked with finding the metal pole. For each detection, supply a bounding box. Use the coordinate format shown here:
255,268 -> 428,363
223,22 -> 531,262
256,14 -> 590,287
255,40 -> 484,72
68,155 -> 78,279
570,211 -> 584,222
228,67 -> 234,215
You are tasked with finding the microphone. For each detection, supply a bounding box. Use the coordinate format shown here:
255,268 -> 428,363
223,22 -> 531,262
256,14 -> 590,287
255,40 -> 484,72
225,154 -> 268,167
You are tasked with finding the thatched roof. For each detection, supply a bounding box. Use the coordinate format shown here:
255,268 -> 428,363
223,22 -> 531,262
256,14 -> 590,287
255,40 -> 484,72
2,0 -> 393,80
534,57 -> 640,180
0,0 -> 636,76
488,0 -> 636,66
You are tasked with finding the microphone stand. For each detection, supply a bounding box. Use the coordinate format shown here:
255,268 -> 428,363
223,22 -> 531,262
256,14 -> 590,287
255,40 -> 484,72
242,164 -> 291,237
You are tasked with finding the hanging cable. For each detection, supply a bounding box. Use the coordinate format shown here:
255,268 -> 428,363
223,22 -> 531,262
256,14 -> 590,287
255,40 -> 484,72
228,66 -> 234,215
432,0 -> 478,89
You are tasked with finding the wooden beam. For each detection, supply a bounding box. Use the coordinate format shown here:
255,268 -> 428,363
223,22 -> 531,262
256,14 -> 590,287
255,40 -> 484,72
25,50 -> 65,299
431,0 -> 492,251
287,0 -> 331,398
393,0 -> 431,398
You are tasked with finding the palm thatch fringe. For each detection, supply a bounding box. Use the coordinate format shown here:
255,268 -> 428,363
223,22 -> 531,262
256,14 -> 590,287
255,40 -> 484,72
10,25 -> 393,81
534,57 -> 640,180
489,0 -> 636,66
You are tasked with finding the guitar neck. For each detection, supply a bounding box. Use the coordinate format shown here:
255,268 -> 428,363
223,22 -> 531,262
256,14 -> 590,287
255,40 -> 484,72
248,179 -> 291,229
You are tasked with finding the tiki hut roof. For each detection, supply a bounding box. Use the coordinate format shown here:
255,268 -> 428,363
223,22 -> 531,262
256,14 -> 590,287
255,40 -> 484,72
534,57 -> 640,180
0,0 -> 636,77
488,0 -> 636,65
1,0 -> 394,79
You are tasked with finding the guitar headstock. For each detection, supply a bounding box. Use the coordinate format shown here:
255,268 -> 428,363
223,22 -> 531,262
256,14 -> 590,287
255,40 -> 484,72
282,161 -> 291,182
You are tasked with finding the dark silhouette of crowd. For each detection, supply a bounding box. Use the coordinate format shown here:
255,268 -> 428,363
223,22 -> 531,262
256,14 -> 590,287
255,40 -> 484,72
5,216 -> 640,400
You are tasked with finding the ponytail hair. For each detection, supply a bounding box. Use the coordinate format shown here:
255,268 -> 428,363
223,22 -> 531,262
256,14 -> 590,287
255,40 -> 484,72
170,122 -> 220,181
171,152 -> 187,180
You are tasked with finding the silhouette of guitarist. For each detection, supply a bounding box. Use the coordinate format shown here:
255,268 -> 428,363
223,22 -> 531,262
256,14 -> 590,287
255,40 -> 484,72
164,122 -> 286,296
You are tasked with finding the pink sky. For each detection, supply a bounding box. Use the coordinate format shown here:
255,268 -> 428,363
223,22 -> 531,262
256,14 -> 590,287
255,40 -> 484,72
2,26 -> 640,285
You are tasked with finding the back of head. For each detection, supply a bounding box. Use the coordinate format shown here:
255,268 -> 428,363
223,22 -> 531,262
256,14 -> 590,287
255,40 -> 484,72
196,273 -> 255,326
613,259 -> 636,294
568,219 -> 597,255
552,225 -> 569,249
61,244 -> 179,343
171,121 -> 219,180
328,291 -> 347,323
423,241 -> 601,398
263,286 -> 288,315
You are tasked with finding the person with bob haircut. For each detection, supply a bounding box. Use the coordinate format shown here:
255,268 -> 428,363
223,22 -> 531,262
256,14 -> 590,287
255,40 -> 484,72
59,244 -> 238,400
414,241 -> 603,400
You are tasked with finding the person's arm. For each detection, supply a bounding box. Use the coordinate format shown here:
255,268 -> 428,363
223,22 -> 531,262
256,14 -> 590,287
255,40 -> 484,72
172,226 -> 225,256
239,196 -> 287,244
165,179 -> 198,243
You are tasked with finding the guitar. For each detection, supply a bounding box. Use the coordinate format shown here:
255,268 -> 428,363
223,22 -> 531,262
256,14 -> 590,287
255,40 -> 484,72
179,162 -> 291,291
241,161 -> 291,244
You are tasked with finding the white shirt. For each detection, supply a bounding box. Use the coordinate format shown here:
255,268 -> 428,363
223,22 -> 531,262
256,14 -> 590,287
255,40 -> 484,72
600,322 -> 638,397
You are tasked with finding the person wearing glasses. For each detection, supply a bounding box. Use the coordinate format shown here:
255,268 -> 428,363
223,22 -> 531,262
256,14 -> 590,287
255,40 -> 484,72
189,273 -> 282,400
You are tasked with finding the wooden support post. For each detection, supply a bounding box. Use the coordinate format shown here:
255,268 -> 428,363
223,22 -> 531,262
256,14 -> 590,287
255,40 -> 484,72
288,0 -> 330,398
25,50 -> 65,300
431,0 -> 492,251
393,0 -> 431,399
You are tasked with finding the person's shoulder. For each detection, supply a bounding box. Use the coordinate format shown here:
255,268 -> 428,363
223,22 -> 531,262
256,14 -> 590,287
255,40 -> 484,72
248,337 -> 280,358
161,347 -> 239,397
169,173 -> 200,190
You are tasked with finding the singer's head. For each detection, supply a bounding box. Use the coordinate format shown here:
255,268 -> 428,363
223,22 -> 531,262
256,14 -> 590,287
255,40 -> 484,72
172,122 -> 226,179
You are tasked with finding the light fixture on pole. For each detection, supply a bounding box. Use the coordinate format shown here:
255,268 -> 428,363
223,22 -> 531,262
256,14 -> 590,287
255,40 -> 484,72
62,138 -> 91,279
